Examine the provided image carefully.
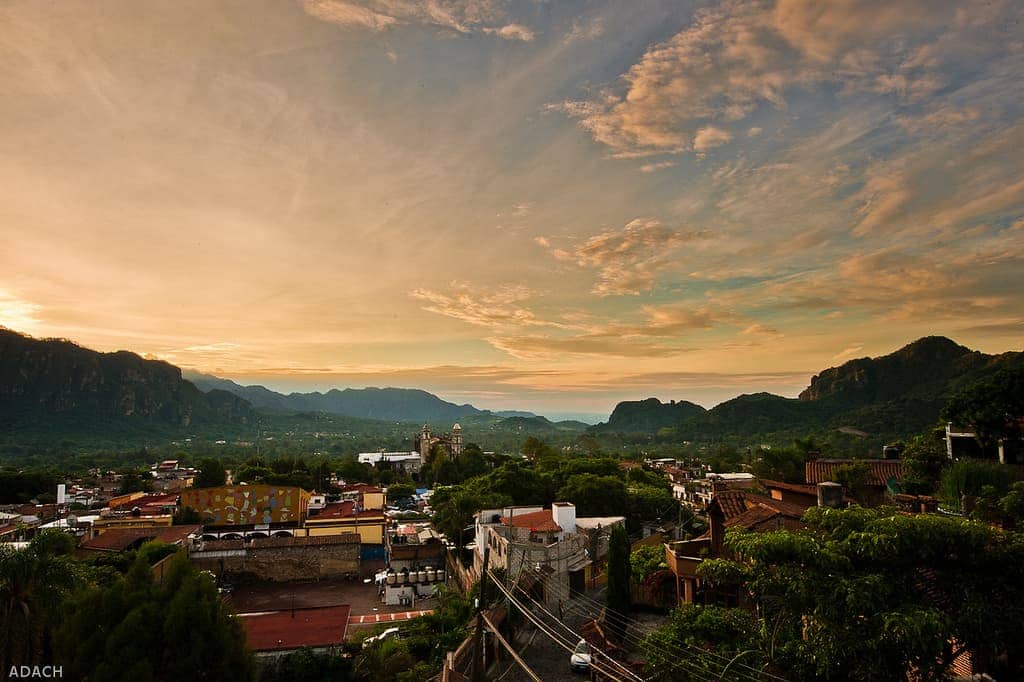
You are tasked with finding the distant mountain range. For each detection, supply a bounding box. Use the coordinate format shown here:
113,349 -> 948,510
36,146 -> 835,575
3,328 -> 1020,448
595,336 -> 1024,440
0,328 -> 254,434
183,371 -> 531,424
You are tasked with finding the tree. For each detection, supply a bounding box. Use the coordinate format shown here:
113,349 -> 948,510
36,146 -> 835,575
642,604 -> 763,681
942,367 -> 1024,447
606,524 -> 631,637
938,458 -> 1020,511
832,461 -> 870,499
56,553 -> 254,681
718,506 -> 1024,680
194,457 -> 226,488
260,647 -> 354,682
901,435 -> 949,494
520,436 -> 551,464
116,468 -> 152,495
387,483 -> 416,500
0,537 -> 80,679
630,544 -> 666,584
749,446 -> 806,483
557,474 -> 628,517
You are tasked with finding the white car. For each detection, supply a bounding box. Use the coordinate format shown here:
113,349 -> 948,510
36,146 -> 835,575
570,639 -> 592,673
362,627 -> 402,649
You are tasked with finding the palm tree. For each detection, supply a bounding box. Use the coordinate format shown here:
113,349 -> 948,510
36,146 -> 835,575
0,539 -> 79,680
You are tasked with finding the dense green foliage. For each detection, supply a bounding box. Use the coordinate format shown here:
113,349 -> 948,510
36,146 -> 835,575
606,524 -> 631,633
630,544 -> 667,584
56,553 -> 254,681
0,533 -> 82,677
942,367 -> 1024,445
645,507 -> 1024,681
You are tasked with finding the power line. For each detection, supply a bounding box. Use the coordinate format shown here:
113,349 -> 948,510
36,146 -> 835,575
487,573 -> 636,682
505,580 -> 646,682
534,570 -> 785,682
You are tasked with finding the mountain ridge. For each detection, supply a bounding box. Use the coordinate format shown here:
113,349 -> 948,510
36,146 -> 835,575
595,336 -> 1024,439
183,371 -> 535,423
0,328 -> 255,432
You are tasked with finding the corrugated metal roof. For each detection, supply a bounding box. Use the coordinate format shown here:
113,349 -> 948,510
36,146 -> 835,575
238,605 -> 351,651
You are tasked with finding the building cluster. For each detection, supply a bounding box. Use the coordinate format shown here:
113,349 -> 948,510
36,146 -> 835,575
467,501 -> 625,609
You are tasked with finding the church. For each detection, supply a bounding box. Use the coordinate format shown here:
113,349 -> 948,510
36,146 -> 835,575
414,423 -> 464,459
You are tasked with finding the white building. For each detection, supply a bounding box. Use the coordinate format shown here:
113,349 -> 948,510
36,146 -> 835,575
473,502 -> 624,608
357,451 -> 423,476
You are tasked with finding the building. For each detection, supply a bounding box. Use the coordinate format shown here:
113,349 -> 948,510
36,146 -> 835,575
804,459 -> 904,507
381,523 -> 446,607
665,490 -> 808,606
415,423 -> 463,459
387,523 -> 443,573
473,502 -> 624,607
237,605 -> 351,659
305,500 -> 387,546
357,451 -> 423,477
674,472 -> 757,511
180,485 -> 310,531
76,524 -> 201,558
945,422 -> 1024,464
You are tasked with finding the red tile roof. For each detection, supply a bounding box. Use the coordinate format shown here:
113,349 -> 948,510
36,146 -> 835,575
109,493 -> 179,512
710,490 -> 749,520
805,459 -> 904,486
710,491 -> 808,531
500,508 -> 561,533
760,479 -> 818,495
78,525 -> 200,552
239,604 -> 351,651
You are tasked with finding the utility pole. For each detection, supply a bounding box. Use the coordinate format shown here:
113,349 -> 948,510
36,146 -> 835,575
471,545 -> 490,682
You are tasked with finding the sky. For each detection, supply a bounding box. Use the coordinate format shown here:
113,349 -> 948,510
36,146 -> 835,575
1,0 -> 1022,417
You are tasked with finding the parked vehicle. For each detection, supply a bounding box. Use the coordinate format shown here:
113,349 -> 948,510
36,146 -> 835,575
362,627 -> 402,649
570,639 -> 592,673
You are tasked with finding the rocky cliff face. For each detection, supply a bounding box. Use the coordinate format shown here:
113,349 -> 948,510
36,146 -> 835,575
799,336 -> 979,404
0,328 -> 253,427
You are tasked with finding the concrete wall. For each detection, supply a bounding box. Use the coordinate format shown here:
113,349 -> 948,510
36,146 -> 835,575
191,539 -> 360,582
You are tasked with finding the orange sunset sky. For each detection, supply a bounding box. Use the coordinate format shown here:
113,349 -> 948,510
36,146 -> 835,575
1,0 -> 1022,415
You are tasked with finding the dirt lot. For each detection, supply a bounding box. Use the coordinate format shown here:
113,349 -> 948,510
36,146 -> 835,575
228,577 -> 401,616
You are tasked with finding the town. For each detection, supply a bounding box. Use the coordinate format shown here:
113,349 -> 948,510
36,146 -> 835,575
3,396 -> 1023,681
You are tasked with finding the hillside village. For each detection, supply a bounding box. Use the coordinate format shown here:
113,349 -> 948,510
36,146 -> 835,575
3,381 -> 1024,681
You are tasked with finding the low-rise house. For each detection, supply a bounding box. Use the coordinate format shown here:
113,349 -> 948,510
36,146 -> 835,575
665,490 -> 808,606
674,472 -> 757,511
473,502 -> 624,607
805,459 -> 904,507
76,524 -> 201,558
305,500 -> 387,555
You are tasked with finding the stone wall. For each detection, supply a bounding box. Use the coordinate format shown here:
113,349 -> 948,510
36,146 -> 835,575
190,534 -> 360,582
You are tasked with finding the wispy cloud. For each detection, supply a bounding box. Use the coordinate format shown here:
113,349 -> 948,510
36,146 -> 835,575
538,218 -> 708,295
298,0 -> 534,40
551,0 -> 1016,157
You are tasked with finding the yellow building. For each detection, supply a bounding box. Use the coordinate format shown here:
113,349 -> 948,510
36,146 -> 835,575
179,485 -> 310,526
304,501 -> 385,545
